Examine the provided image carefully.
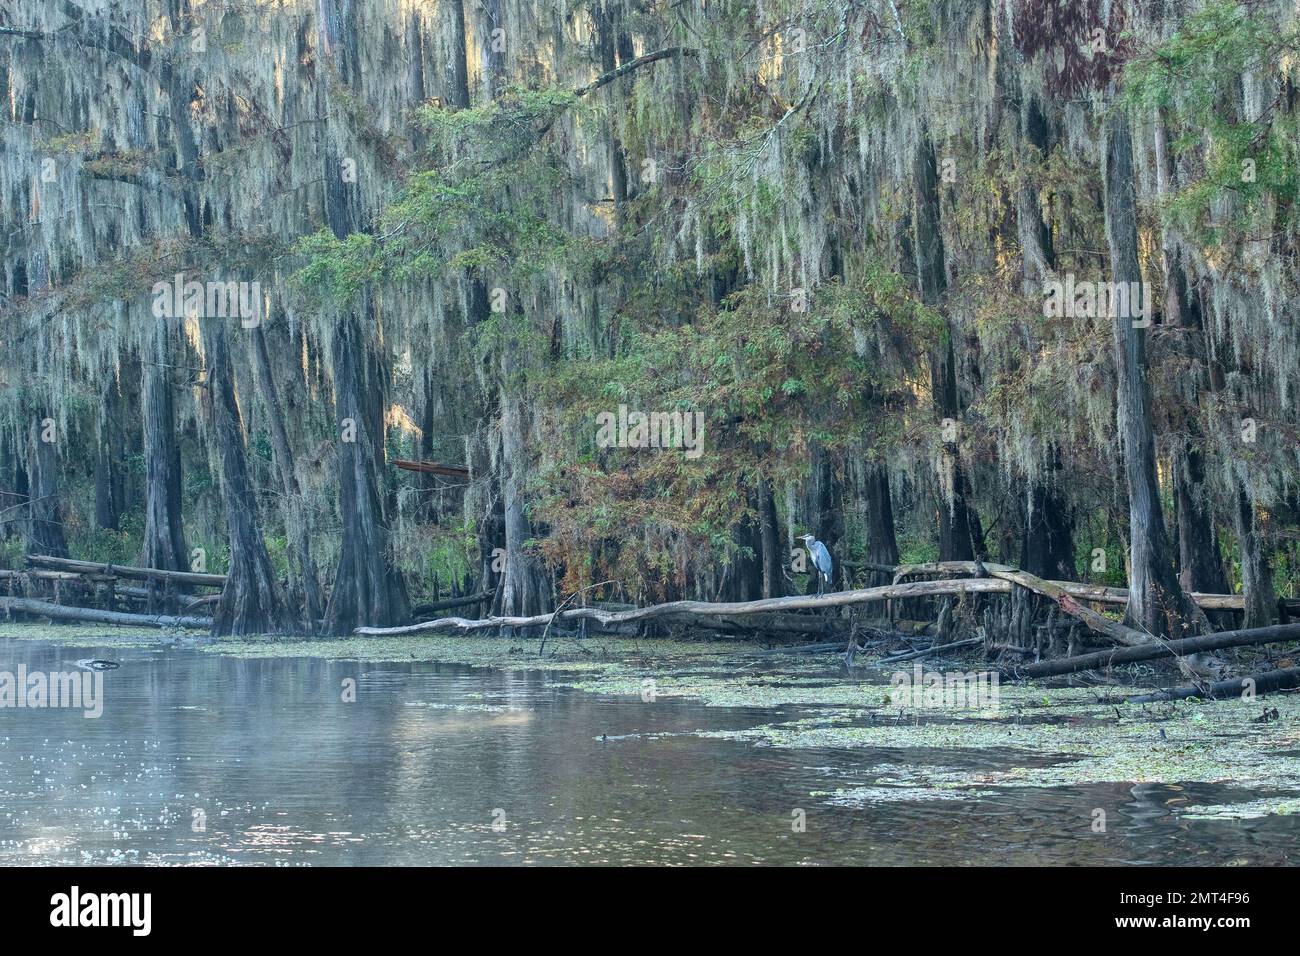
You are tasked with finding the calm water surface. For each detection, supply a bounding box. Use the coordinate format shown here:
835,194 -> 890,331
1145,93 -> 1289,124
0,638 -> 1294,865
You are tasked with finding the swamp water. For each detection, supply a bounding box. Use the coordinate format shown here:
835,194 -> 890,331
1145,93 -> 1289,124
0,629 -> 1297,865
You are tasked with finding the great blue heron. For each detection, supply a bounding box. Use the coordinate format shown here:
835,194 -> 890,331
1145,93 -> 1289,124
797,533 -> 833,596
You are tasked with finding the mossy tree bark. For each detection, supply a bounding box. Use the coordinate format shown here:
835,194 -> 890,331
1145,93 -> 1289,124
326,307 -> 411,633
26,415 -> 67,558
1103,110 -> 1204,639
1152,110 -> 1229,596
202,318 -> 291,636
496,323 -> 552,619
914,132 -> 982,562
142,314 -> 188,574
93,370 -> 128,532
1012,88 -> 1075,581
862,462 -> 900,587
250,320 -> 324,633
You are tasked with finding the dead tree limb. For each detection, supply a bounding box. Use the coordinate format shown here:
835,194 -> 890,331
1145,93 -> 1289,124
876,637 -> 984,665
410,591 -> 495,615
1005,623 -> 1300,679
1126,666 -> 1300,703
893,561 -> 1246,610
0,596 -> 211,629
984,568 -> 1151,646
354,566 -> 1259,644
354,578 -> 1011,635
27,555 -> 226,588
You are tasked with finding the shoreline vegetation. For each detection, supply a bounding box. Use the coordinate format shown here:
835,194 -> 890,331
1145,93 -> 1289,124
5,553 -> 1299,705
5,621 -> 1300,820
2,2 -> 1299,743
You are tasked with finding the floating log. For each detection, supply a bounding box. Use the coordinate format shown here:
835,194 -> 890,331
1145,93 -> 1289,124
26,555 -> 226,588
355,578 -> 1012,635
392,459 -> 471,479
1126,666 -> 1300,703
1004,623 -> 1300,679
0,596 -> 212,629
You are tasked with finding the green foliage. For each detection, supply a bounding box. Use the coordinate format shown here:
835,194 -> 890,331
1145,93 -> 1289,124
1122,1 -> 1300,239
71,523 -> 142,567
0,537 -> 23,571
296,230 -> 380,303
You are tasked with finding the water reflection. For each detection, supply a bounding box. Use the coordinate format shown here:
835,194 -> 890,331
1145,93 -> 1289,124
0,639 -> 1294,865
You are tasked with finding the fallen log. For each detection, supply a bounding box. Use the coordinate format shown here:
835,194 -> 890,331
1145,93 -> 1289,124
892,561 -> 1248,611
1126,666 -> 1300,703
742,641 -> 854,656
26,555 -> 226,588
0,596 -> 212,629
695,611 -> 854,636
876,637 -> 983,665
355,577 -> 1012,635
411,591 -> 495,615
1005,623 -> 1300,679
893,562 -> 1149,645
985,567 -> 1150,647
392,459 -> 470,479
0,568 -> 82,582
352,568 -> 1282,645
2,569 -> 189,607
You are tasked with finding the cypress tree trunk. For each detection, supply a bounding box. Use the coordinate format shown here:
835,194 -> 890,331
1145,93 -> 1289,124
863,462 -> 900,586
1013,89 -> 1075,579
327,308 -> 411,633
93,374 -> 123,532
26,415 -> 67,558
1232,483 -> 1277,628
0,440 -> 20,544
914,132 -> 980,560
1020,472 -> 1076,581
758,476 -> 785,598
722,495 -> 764,602
808,450 -> 845,592
468,422 -> 506,611
250,321 -> 324,632
596,0 -> 632,207
496,327 -> 551,619
1174,446 -> 1229,593
1103,110 -> 1203,639
1153,109 -> 1228,595
447,0 -> 472,109
313,21 -> 411,633
203,319 -> 290,636
142,315 -> 188,572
